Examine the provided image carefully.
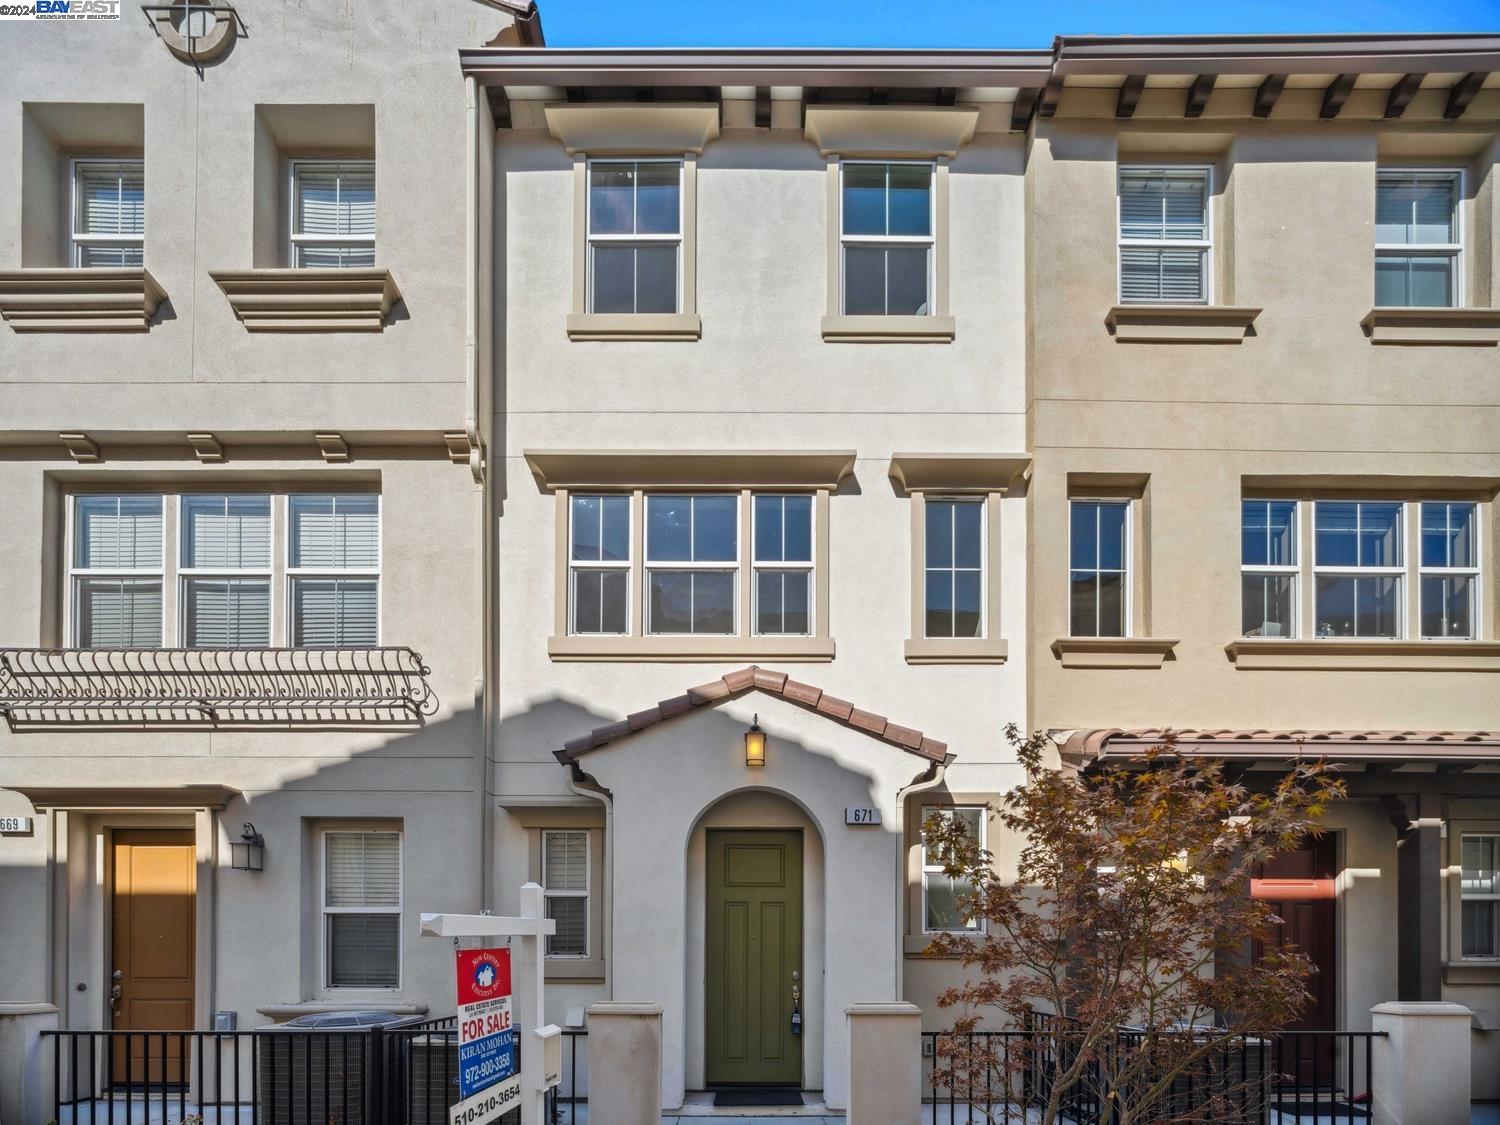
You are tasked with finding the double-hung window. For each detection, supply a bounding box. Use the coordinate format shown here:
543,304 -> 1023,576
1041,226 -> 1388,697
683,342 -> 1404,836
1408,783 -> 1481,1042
922,807 -> 984,934
1462,834 -> 1500,960
1420,501 -> 1479,639
1118,166 -> 1211,304
289,495 -> 380,647
840,161 -> 934,316
587,160 -> 681,314
71,495 -> 164,648
644,494 -> 737,635
1241,500 -> 1299,638
1313,501 -> 1403,638
925,498 -> 983,639
291,161 -> 376,268
569,494 -> 631,635
180,495 -> 272,647
72,160 -> 145,268
542,830 -> 589,959
1069,500 -> 1129,637
1375,170 -> 1461,308
753,495 -> 813,636
323,830 -> 401,989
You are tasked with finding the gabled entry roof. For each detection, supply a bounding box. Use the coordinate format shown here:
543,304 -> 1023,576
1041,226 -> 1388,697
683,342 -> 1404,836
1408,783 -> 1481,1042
556,666 -> 948,765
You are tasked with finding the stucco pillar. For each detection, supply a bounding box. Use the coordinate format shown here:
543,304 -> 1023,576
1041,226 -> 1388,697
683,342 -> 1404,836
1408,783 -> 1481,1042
0,1002 -> 58,1125
1370,1001 -> 1472,1125
586,1002 -> 662,1125
1394,795 -> 1442,1001
846,1002 -> 920,1125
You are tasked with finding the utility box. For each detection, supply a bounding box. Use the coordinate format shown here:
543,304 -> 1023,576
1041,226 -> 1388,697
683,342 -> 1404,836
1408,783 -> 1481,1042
533,1024 -> 562,1090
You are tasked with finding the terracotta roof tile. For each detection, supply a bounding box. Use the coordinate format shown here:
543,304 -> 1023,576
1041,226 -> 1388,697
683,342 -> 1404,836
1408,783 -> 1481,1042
557,666 -> 950,765
1058,727 -> 1500,768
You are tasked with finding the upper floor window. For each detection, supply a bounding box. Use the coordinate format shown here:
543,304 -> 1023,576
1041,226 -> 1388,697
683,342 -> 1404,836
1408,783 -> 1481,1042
1376,170 -> 1461,308
587,159 -> 681,314
840,161 -> 934,316
542,829 -> 590,959
924,498 -> 983,639
1069,499 -> 1129,637
1313,501 -> 1403,638
71,495 -> 164,648
1117,166 -> 1210,305
291,161 -> 375,268
922,806 -> 984,934
180,495 -> 272,648
323,829 -> 401,989
753,494 -> 813,636
72,159 -> 144,268
1420,501 -> 1478,639
645,493 -> 738,635
569,494 -> 631,636
289,494 -> 381,647
1241,500 -> 1298,638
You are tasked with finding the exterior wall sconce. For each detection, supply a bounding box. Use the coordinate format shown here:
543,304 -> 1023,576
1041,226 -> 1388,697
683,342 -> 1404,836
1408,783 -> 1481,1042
230,822 -> 265,871
745,715 -> 766,768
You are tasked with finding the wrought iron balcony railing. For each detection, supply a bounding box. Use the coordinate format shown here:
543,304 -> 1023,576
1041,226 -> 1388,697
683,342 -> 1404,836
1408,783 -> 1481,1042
0,647 -> 436,728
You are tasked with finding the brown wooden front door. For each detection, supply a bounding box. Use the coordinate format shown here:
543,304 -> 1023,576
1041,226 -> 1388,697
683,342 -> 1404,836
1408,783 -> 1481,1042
111,830 -> 196,1084
1253,835 -> 1337,1081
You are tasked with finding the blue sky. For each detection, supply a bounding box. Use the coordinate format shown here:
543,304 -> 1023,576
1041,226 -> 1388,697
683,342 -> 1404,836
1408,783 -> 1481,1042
542,0 -> 1500,49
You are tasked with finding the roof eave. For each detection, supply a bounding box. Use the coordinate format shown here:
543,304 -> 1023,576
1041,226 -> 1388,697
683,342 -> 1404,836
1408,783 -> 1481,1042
1052,33 -> 1500,76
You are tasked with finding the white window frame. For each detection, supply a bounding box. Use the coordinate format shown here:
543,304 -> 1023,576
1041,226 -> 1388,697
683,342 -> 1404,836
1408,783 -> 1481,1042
643,492 -> 739,636
176,494 -> 274,648
585,157 -> 684,315
288,159 -> 376,269
1240,499 -> 1301,639
65,493 -> 167,648
1460,832 -> 1500,962
1312,500 -> 1406,640
70,157 -> 145,268
751,493 -> 815,638
1375,167 -> 1463,308
1116,164 -> 1213,306
921,806 -> 986,935
1419,500 -> 1481,640
567,494 -> 632,637
541,829 -> 591,960
1068,498 -> 1132,638
285,493 -> 383,648
320,829 -> 403,991
838,159 -> 937,317
923,496 -> 986,640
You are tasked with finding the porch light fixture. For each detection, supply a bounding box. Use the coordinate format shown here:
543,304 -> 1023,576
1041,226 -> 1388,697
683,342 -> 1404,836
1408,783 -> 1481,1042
230,822 -> 265,871
745,715 -> 766,768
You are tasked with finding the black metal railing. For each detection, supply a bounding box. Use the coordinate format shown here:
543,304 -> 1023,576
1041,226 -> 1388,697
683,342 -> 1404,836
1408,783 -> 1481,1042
42,1023 -> 586,1124
922,1025 -> 1383,1125
0,646 -> 436,727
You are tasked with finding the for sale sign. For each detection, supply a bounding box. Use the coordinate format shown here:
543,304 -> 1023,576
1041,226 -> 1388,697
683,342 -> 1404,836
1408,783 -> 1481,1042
455,947 -> 517,1101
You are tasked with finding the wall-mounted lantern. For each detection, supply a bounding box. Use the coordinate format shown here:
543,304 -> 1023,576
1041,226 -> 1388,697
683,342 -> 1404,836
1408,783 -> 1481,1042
745,715 -> 766,768
230,822 -> 265,871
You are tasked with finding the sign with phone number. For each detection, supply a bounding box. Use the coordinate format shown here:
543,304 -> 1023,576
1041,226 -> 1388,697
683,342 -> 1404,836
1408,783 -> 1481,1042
455,948 -> 517,1101
449,1073 -> 521,1125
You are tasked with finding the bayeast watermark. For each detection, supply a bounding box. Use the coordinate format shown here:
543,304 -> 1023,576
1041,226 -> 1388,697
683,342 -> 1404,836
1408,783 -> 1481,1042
1,0 -> 123,19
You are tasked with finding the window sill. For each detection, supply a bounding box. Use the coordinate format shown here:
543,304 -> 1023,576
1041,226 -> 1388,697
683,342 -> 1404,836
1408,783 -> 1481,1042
565,313 -> 701,341
821,314 -> 955,343
1226,638 -> 1500,671
1360,307 -> 1500,345
1105,304 -> 1260,343
548,634 -> 835,662
1051,637 -> 1179,669
546,958 -> 605,982
1443,961 -> 1500,986
904,637 -> 1008,665
0,268 -> 167,332
256,1002 -> 428,1020
904,933 -> 981,957
209,268 -> 402,332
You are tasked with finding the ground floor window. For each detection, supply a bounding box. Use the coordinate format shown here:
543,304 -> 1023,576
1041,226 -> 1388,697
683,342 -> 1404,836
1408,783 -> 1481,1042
922,806 -> 984,933
543,829 -> 590,958
323,830 -> 402,988
1462,833 -> 1500,959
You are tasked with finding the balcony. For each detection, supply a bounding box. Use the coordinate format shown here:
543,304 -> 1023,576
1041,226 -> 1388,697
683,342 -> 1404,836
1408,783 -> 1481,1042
0,647 -> 435,728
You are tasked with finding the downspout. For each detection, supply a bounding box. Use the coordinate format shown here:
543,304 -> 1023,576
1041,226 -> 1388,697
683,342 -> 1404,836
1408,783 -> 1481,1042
564,764 -> 614,998
894,753 -> 953,999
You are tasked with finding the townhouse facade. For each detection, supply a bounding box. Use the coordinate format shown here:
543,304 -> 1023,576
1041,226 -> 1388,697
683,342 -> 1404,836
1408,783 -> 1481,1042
1,8 -> 1499,1119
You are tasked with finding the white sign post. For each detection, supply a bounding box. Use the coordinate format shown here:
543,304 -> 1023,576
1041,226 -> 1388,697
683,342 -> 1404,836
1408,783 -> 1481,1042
422,882 -> 560,1125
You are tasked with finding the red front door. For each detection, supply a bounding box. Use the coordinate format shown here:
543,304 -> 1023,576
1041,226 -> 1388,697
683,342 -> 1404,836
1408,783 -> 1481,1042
1253,835 -> 1337,1081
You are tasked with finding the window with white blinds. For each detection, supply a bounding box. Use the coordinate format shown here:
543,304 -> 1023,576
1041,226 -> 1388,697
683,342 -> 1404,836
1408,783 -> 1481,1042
70,496 -> 164,648
72,159 -> 144,268
289,494 -> 380,647
542,830 -> 589,958
324,831 -> 402,989
291,161 -> 376,268
180,495 -> 272,648
1117,166 -> 1211,304
1375,169 -> 1461,308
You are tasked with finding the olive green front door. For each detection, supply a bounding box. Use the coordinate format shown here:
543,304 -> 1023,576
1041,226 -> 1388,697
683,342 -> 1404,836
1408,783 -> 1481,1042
706,829 -> 803,1086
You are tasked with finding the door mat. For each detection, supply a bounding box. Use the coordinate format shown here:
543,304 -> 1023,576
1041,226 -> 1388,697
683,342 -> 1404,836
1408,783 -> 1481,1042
712,1088 -> 804,1107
